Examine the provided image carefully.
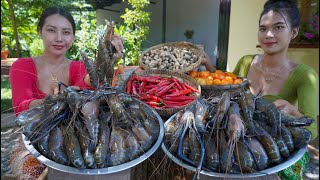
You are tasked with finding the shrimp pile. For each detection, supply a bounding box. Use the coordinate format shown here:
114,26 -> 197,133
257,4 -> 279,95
80,20 -> 118,88
163,90 -> 314,177
17,67 -> 162,169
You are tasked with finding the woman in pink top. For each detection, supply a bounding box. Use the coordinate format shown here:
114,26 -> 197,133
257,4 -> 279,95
8,6 -> 124,179
9,7 -> 124,117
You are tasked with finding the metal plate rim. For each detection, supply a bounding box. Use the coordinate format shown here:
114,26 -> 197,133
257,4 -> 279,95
161,113 -> 307,178
23,96 -> 164,175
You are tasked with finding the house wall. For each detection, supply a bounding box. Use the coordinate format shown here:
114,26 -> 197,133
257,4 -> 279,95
96,0 -> 220,65
166,0 -> 220,65
228,0 -> 319,115
227,0 -> 266,71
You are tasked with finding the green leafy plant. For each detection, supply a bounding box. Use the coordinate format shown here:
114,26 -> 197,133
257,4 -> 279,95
1,76 -> 13,113
1,35 -> 9,50
115,0 -> 151,66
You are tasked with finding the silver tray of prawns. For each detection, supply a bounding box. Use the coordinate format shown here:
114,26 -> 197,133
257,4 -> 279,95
161,92 -> 312,178
21,92 -> 164,175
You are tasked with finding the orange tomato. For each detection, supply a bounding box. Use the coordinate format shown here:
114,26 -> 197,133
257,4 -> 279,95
205,78 -> 214,85
226,72 -> 237,79
224,76 -> 234,84
221,79 -> 230,85
215,70 -> 224,74
189,70 -> 198,78
213,79 -> 222,85
199,71 -> 210,78
218,73 -> 226,80
234,78 -> 243,84
197,78 -> 207,85
207,75 -> 214,80
211,73 -> 220,79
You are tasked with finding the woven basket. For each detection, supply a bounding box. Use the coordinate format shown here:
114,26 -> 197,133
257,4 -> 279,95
139,41 -> 204,73
134,69 -> 201,117
201,78 -> 249,98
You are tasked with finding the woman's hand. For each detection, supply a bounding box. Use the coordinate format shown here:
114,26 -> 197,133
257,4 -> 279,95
29,99 -> 44,109
111,34 -> 125,59
273,99 -> 303,118
201,53 -> 216,72
104,21 -> 125,59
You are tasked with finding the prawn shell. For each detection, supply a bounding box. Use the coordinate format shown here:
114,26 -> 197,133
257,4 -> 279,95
37,133 -> 50,158
182,132 -> 190,157
281,125 -> 295,152
255,98 -> 281,136
81,100 -> 100,146
131,123 -> 153,151
75,120 -> 96,168
62,126 -> 86,168
48,126 -> 70,165
123,132 -> 141,161
219,131 -> 232,172
287,127 -> 312,149
109,128 -> 126,166
80,51 -> 99,88
255,126 -> 282,164
246,137 -> 269,170
194,98 -> 208,133
96,38 -> 108,84
234,139 -> 255,173
188,128 -> 201,164
94,113 -> 111,168
15,106 -> 45,127
204,135 -> 219,171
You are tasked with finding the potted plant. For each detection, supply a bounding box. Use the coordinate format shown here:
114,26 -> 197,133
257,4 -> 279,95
1,35 -> 9,60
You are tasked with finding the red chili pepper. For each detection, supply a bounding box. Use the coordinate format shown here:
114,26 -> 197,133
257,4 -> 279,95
183,83 -> 199,92
132,82 -> 139,96
144,84 -> 158,89
139,94 -> 163,102
162,95 -> 196,102
156,83 -> 175,97
172,79 -> 183,90
137,76 -> 162,83
146,101 -> 163,107
139,81 -> 146,94
146,81 -> 171,94
165,89 -> 193,97
126,79 -> 133,94
168,88 -> 178,94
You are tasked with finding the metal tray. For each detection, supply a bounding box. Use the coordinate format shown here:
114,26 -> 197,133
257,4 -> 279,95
23,98 -> 164,175
161,113 -> 307,178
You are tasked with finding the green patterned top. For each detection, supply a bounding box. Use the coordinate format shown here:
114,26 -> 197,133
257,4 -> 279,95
233,55 -> 318,140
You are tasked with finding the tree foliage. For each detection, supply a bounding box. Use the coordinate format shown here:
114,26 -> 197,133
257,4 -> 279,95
1,0 -> 151,64
115,0 -> 150,65
1,0 -> 98,60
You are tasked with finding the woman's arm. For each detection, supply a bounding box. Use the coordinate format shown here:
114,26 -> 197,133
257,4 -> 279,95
201,53 -> 216,72
273,99 -> 303,117
296,68 -> 318,140
69,61 -> 95,90
9,59 -> 45,116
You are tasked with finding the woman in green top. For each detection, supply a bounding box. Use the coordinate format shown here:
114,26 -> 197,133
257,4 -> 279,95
233,0 -> 318,179
233,0 -> 318,140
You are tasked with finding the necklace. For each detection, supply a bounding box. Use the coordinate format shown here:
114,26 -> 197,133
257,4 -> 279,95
263,61 -> 287,84
41,56 -> 67,85
51,73 -> 58,84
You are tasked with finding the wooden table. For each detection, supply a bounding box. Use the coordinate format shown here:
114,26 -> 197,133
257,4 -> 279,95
1,58 -> 17,75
